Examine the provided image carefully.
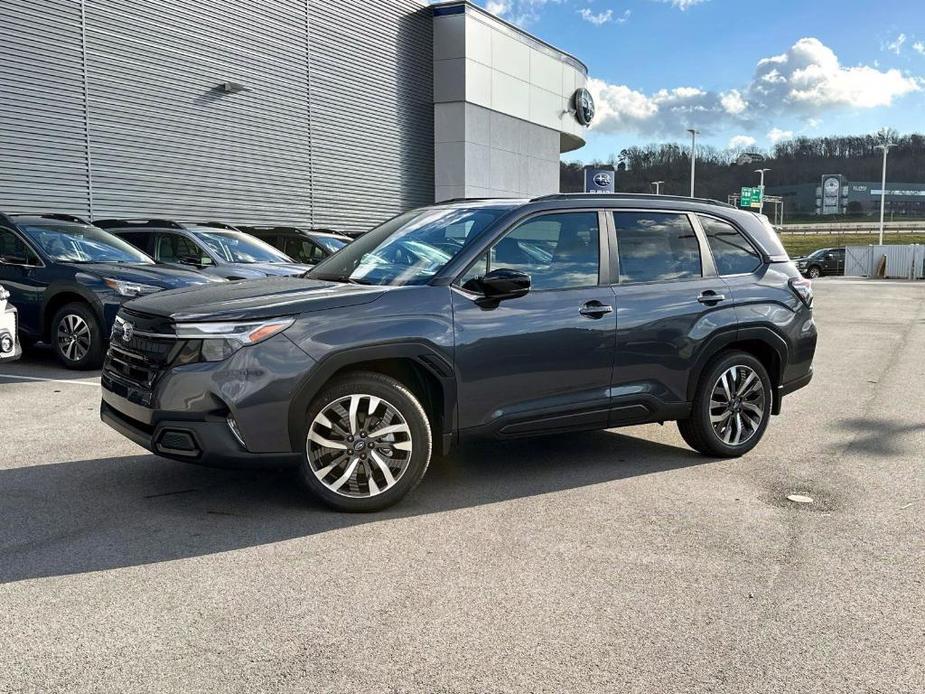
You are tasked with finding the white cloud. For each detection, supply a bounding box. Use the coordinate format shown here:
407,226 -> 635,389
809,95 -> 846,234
484,1 -> 510,15
885,33 -> 907,55
578,8 -> 613,25
914,42 -> 925,56
616,9 -> 631,23
653,0 -> 708,9
588,37 -> 921,137
478,0 -> 562,26
767,128 -> 794,144
728,135 -> 757,149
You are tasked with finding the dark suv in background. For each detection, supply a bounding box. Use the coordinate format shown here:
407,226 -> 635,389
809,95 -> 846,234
238,226 -> 351,266
95,219 -> 313,280
0,213 -> 219,369
100,194 -> 816,511
795,247 -> 845,278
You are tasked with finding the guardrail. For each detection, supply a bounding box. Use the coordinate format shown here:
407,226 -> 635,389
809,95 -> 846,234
780,221 -> 925,235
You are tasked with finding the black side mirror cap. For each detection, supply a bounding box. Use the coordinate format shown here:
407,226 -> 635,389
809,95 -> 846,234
473,268 -> 531,304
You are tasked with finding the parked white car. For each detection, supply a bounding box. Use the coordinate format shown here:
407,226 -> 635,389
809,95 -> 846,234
0,285 -> 20,362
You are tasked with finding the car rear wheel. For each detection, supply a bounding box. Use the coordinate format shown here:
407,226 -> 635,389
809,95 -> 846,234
51,302 -> 104,370
298,371 -> 432,512
678,351 -> 772,458
807,265 -> 821,279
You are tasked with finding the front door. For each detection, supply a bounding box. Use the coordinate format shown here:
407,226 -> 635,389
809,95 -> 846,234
452,210 -> 616,435
609,210 -> 738,419
0,226 -> 46,339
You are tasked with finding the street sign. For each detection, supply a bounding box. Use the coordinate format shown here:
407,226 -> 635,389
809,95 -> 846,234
740,186 -> 763,209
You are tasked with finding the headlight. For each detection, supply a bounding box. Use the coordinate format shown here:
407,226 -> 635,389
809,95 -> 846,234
175,318 -> 295,362
104,278 -> 164,297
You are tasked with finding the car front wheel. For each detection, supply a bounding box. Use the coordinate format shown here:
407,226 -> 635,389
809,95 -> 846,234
52,302 -> 104,370
298,372 -> 433,512
807,265 -> 821,279
678,351 -> 772,458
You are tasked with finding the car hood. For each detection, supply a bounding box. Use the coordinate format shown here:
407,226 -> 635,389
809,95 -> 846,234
124,278 -> 387,322
67,262 -> 222,288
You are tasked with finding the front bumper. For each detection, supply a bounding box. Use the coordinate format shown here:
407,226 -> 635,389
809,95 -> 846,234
99,332 -> 312,468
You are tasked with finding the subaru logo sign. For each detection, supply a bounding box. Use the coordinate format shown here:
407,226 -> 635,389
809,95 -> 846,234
593,173 -> 612,188
121,321 -> 134,343
572,88 -> 595,127
584,166 -> 615,193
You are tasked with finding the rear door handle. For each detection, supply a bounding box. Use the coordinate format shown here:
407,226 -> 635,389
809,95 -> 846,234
579,301 -> 613,318
697,290 -> 726,305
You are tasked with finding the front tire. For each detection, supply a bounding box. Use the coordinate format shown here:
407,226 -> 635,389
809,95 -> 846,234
298,372 -> 432,512
807,265 -> 821,279
678,351 -> 772,458
51,302 -> 104,370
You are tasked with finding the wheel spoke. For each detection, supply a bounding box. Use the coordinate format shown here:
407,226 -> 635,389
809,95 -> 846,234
711,411 -> 732,424
329,456 -> 360,491
308,430 -> 348,450
737,371 -> 757,397
348,395 -> 360,435
314,454 -> 347,481
367,396 -> 380,415
367,423 -> 409,439
720,371 -> 733,400
370,450 -> 396,487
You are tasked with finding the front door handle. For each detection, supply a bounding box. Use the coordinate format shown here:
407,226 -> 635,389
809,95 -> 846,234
697,290 -> 727,305
579,301 -> 613,318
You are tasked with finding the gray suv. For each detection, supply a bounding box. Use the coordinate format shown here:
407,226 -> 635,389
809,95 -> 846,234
100,194 -> 816,512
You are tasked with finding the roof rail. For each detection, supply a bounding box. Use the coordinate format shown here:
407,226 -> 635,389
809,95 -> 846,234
237,225 -> 304,232
190,221 -> 240,231
93,218 -> 185,230
531,192 -> 736,209
6,212 -> 91,224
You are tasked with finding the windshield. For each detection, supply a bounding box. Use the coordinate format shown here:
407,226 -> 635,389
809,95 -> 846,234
308,205 -> 511,286
191,229 -> 293,264
312,236 -> 349,253
806,249 -> 828,259
21,222 -> 153,264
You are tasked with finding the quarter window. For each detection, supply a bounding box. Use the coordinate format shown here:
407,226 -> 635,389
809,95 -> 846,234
613,212 -> 701,283
699,216 -> 761,276
459,212 -> 600,291
0,229 -> 39,265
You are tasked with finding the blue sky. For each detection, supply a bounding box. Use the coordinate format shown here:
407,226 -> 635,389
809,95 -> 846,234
471,0 -> 925,162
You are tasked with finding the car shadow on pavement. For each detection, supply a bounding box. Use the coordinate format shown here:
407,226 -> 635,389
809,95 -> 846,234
0,347 -> 101,383
0,430 -> 709,584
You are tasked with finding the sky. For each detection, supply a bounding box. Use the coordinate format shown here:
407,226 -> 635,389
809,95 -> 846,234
467,0 -> 925,163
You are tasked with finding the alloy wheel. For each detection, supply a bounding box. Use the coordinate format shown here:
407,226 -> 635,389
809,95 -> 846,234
306,393 -> 413,498
57,314 -> 92,363
808,267 -> 820,279
709,365 -> 766,446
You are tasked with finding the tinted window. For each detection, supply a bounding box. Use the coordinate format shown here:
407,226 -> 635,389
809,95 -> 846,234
0,229 -> 39,265
311,236 -> 349,254
699,215 -> 761,275
283,237 -> 325,264
191,230 -> 292,263
460,212 -> 600,291
613,212 -> 701,283
117,231 -> 152,254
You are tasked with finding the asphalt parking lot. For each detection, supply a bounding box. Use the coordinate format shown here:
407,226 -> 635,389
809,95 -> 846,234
1,278 -> 923,693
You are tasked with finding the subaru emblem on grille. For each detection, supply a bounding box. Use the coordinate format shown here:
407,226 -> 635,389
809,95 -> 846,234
122,321 -> 134,343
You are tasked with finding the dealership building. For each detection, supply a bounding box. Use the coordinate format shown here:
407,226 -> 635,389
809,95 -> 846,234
0,0 -> 590,234
769,175 -> 925,217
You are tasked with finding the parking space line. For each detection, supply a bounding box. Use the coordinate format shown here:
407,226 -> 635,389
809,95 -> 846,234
0,373 -> 101,387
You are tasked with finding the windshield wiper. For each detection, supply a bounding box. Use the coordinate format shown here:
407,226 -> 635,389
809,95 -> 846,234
312,273 -> 371,285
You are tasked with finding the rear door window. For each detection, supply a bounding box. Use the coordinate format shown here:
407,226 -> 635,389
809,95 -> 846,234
699,215 -> 761,276
613,212 -> 701,284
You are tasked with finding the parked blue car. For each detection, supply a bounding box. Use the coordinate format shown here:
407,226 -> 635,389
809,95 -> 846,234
0,213 -> 222,369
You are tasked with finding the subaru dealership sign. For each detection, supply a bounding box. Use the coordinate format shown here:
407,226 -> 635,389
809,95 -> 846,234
584,166 -> 615,193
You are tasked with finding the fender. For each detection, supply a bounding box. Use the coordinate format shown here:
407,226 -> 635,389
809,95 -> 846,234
685,325 -> 790,403
286,341 -> 458,454
41,282 -> 105,338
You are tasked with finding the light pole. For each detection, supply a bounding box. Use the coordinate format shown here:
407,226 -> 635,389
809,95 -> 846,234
755,168 -> 771,215
876,143 -> 895,245
652,180 -> 665,195
687,129 -> 699,198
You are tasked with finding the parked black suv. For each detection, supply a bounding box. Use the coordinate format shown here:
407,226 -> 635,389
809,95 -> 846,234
238,226 -> 351,266
100,195 -> 816,511
795,247 -> 845,278
0,213 -> 220,369
95,219 -> 313,280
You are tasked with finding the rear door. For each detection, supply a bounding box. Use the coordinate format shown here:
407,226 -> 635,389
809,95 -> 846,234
609,210 -> 738,419
452,210 -> 617,434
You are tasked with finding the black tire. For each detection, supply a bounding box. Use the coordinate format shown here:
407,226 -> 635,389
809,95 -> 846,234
51,302 -> 104,370
677,350 -> 772,458
298,371 -> 432,512
807,265 -> 821,279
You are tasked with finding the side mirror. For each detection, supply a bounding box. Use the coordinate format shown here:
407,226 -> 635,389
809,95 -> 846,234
473,268 -> 531,303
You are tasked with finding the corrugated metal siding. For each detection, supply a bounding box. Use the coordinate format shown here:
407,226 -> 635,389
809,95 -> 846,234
308,0 -> 434,233
84,0 -> 313,222
0,0 -> 91,216
0,0 -> 434,231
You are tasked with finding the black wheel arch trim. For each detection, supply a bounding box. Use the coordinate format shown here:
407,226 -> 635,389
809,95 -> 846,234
686,325 -> 790,407
286,341 -> 458,454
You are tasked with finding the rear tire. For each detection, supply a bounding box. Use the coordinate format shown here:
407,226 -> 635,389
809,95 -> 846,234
678,351 -> 772,458
51,302 -> 104,370
298,371 -> 432,512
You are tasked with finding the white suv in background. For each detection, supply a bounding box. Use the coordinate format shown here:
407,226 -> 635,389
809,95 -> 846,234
0,285 -> 20,362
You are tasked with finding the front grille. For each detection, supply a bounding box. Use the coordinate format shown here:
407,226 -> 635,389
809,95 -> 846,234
104,309 -> 179,390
